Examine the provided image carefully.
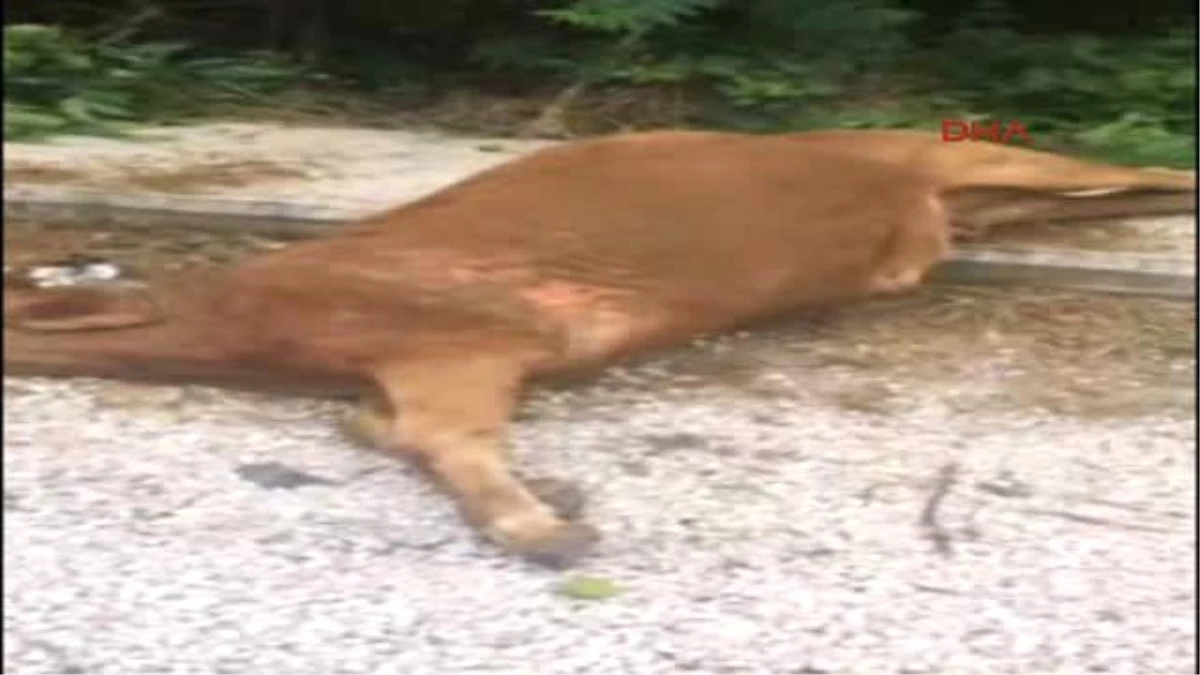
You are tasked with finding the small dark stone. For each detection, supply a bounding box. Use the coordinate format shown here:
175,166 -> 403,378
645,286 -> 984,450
3,490 -> 23,511
644,432 -> 709,455
234,462 -> 337,490
131,506 -> 174,521
975,471 -> 1033,499
620,460 -> 652,476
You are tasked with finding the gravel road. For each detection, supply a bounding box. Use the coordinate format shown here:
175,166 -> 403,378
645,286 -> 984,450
4,287 -> 1195,674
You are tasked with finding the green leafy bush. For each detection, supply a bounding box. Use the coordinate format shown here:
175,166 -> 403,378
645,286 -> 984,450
4,23 -> 304,140
3,0 -> 1195,167
539,0 -> 723,35
513,0 -> 922,132
930,3 -> 1195,166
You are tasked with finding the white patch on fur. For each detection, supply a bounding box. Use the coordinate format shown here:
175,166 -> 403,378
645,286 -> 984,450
22,258 -> 126,288
1061,187 -> 1125,198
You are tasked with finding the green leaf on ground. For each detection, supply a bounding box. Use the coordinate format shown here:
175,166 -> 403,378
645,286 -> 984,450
557,575 -> 624,600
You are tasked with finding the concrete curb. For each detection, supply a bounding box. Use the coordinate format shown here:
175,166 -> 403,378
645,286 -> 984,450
5,184 -> 1196,300
4,186 -> 348,239
929,246 -> 1194,299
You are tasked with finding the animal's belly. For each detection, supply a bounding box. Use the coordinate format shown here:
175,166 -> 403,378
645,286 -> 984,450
224,243 -> 856,376
223,268 -> 684,373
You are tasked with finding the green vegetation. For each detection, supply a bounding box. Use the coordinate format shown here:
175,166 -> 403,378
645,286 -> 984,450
557,575 -> 625,600
4,0 -> 1196,167
4,23 -> 303,140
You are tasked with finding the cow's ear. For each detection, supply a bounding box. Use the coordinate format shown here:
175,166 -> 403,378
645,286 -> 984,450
5,286 -> 164,332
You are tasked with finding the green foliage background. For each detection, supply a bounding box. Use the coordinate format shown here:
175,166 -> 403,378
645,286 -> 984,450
4,0 -> 1196,167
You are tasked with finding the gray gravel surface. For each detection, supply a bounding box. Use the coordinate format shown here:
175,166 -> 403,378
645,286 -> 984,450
4,291 -> 1195,675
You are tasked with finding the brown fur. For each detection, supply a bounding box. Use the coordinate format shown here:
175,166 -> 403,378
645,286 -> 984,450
4,129 -> 1195,566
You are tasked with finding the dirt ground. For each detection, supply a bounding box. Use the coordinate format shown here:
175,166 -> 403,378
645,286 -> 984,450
5,220 -> 1194,421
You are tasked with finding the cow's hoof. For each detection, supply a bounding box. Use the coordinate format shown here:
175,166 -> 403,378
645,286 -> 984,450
523,474 -> 588,520
517,521 -> 602,569
487,511 -> 601,569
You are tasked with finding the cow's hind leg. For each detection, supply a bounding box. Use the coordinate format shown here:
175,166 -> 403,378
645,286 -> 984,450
341,393 -> 588,520
361,349 -> 599,567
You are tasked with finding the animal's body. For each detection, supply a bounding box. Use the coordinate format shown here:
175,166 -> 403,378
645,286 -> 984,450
5,129 -> 1195,566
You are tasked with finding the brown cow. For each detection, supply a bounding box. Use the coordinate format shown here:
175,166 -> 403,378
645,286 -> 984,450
5,129 -> 1195,567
